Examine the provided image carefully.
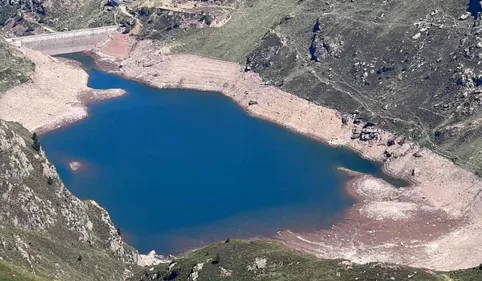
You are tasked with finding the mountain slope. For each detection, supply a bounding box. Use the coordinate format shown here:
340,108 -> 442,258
0,118 -> 139,280
138,0 -> 482,174
0,260 -> 47,281
0,0 -> 118,35
0,38 -> 142,281
0,38 -> 33,93
130,240 -> 482,281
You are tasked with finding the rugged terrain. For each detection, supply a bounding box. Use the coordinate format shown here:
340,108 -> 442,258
93,38 -> 482,271
130,240 -> 482,281
0,116 -> 139,280
0,37 -> 33,93
0,38 -> 140,280
3,0 -> 482,280
126,0 -> 482,175
0,0 -> 123,36
0,110 -> 137,280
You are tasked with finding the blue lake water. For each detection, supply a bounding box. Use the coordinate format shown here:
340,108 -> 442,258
41,53 -> 405,254
468,0 -> 482,19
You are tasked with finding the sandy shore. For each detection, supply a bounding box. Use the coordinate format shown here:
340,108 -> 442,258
0,47 -> 125,134
91,38 -> 482,271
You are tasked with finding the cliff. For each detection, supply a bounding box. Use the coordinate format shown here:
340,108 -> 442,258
0,119 -> 139,280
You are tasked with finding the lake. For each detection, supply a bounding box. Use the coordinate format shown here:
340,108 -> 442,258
41,53 -> 405,254
468,0 -> 482,19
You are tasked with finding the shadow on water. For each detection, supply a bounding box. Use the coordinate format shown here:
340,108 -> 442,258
46,53 -> 408,254
60,52 -> 96,70
468,0 -> 482,19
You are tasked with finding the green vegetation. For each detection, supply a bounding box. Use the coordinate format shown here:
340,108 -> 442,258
0,0 -> 120,35
0,260 -> 47,281
32,132 -> 41,151
0,38 -> 34,94
0,121 -> 139,281
42,0 -> 117,30
3,1 -> 482,280
173,0 -> 298,63
131,240 -> 482,281
0,3 -> 17,25
143,0 -> 482,174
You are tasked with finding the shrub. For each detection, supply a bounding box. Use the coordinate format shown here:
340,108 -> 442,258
32,133 -> 41,151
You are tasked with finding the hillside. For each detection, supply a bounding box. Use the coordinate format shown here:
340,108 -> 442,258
3,0 -> 482,280
0,38 -> 33,93
130,240 -> 482,281
0,0 -> 120,35
129,0 -> 482,174
0,119 -> 139,280
0,39 -> 139,281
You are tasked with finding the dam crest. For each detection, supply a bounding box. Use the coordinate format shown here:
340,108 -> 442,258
4,26 -> 117,55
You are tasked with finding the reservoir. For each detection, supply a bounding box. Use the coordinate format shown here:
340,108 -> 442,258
469,0 -> 482,19
41,54 -> 405,254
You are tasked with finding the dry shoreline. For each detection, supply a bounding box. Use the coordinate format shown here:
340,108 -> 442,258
0,47 -> 125,134
2,35 -> 482,270
93,38 -> 482,271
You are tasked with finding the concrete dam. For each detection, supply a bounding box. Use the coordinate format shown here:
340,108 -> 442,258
5,26 -> 118,55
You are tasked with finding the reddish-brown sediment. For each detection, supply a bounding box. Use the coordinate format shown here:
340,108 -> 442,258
97,32 -> 136,60
92,37 -> 482,270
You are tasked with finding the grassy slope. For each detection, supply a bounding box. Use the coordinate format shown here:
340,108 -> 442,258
0,120 -> 137,281
173,0 -> 298,63
0,39 -> 34,94
0,37 -> 39,281
0,0 -> 118,34
159,0 -> 482,174
0,261 -> 47,281
131,240 -> 482,281
42,0 -> 116,30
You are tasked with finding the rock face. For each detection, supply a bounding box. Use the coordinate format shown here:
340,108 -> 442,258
0,120 -> 138,280
0,39 -> 34,93
310,32 -> 344,61
241,0 -> 482,174
0,0 -> 118,36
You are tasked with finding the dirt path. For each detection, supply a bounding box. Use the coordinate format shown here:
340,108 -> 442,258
93,39 -> 482,271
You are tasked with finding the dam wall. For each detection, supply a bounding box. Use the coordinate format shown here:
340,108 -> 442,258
5,26 -> 118,55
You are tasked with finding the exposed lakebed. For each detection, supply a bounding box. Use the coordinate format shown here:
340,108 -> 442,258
41,53 -> 406,254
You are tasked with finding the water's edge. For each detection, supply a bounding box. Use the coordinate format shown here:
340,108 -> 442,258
44,52 -> 409,255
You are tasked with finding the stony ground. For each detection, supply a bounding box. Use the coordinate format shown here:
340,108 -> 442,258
0,119 -> 139,280
99,38 -> 482,271
130,240 -> 482,281
3,0 -> 482,279
0,0 -> 129,36
0,37 -> 138,281
0,38 -> 33,93
135,0 -> 482,175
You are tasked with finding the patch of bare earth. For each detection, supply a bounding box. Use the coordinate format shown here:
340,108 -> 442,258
0,47 -> 125,134
99,33 -> 132,60
93,39 -> 482,271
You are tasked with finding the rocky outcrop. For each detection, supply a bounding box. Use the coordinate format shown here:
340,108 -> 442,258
0,38 -> 33,93
310,18 -> 344,61
0,0 -> 117,36
0,119 -> 138,280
